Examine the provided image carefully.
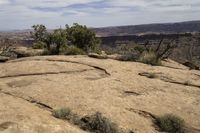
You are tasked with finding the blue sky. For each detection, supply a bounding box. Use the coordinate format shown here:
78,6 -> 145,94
0,0 -> 200,30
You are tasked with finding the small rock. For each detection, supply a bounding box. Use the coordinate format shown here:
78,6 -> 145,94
88,53 -> 108,59
11,47 -> 44,58
0,56 -> 10,62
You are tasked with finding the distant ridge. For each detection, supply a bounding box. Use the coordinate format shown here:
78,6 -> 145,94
92,20 -> 200,37
1,20 -> 200,37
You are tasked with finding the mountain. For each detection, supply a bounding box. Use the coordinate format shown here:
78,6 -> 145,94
92,20 -> 200,37
1,20 -> 200,37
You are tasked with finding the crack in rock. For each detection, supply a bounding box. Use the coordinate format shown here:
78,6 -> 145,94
162,79 -> 200,88
161,65 -> 187,70
123,91 -> 141,96
0,69 -> 93,79
0,90 -> 53,111
139,72 -> 200,89
8,58 -> 111,76
126,108 -> 156,120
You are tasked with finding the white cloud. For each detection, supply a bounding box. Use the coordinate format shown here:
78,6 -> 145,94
0,0 -> 200,30
13,0 -> 101,8
0,0 -> 9,5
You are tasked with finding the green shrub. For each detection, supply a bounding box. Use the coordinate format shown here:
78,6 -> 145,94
32,42 -> 46,49
138,51 -> 161,66
155,114 -> 187,133
52,108 -> 71,119
52,108 -> 129,133
52,107 -> 82,124
31,24 -> 48,42
31,23 -> 100,55
118,53 -> 138,61
80,112 -> 119,133
65,23 -> 100,52
134,45 -> 145,53
41,47 -> 59,55
64,46 -> 86,55
32,25 -> 67,55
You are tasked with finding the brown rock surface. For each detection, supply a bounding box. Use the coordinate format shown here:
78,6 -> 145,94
0,55 -> 199,133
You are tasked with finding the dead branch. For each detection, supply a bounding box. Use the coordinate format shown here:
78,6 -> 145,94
157,39 -> 176,59
142,38 -> 177,59
144,40 -> 150,52
155,38 -> 164,52
0,38 -> 13,56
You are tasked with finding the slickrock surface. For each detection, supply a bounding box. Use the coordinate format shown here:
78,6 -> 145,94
0,56 -> 199,133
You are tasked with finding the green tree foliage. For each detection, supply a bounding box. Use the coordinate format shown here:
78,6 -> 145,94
45,29 -> 67,54
31,24 -> 48,42
31,23 -> 99,55
32,25 -> 67,54
65,23 -> 100,52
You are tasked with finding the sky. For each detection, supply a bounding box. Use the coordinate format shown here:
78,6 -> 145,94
0,0 -> 200,30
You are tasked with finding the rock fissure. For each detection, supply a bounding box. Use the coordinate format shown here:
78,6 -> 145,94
139,72 -> 200,89
9,58 -> 111,76
126,108 -> 156,120
0,90 -> 53,111
0,69 -> 93,79
162,79 -> 200,88
123,91 -> 141,96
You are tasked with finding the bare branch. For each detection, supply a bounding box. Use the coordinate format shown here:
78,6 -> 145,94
144,40 -> 150,52
155,38 -> 164,52
157,39 -> 176,59
0,38 -> 13,56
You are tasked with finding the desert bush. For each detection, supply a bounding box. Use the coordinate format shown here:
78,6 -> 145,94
65,23 -> 100,52
133,39 -> 177,65
31,24 -> 48,42
32,25 -> 67,54
138,51 -> 161,66
52,108 -> 83,125
142,39 -> 177,60
52,109 -> 123,133
0,38 -> 13,57
46,29 -> 67,54
80,112 -> 119,133
118,53 -> 139,61
32,41 -> 46,49
155,114 -> 187,133
52,108 -> 71,119
134,45 -> 145,54
63,46 -> 86,55
31,23 -> 100,55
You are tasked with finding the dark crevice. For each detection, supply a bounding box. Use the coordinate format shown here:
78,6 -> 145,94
161,65 -> 187,70
29,99 -> 53,111
162,80 -> 200,88
0,69 -> 93,79
139,72 -> 200,89
0,90 -> 53,111
123,91 -> 141,96
126,108 -> 156,120
8,58 -> 111,76
43,59 -> 111,76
